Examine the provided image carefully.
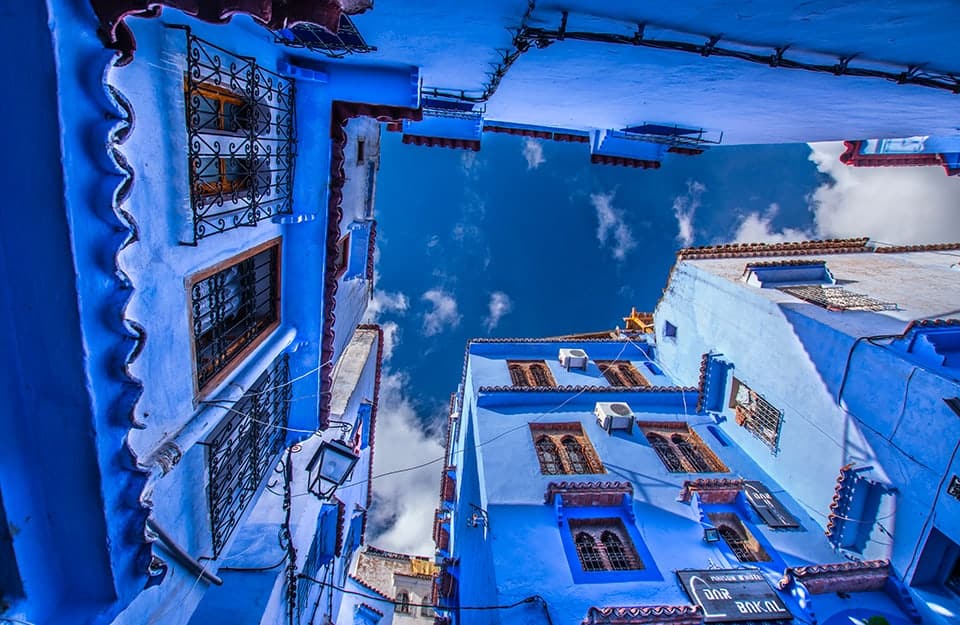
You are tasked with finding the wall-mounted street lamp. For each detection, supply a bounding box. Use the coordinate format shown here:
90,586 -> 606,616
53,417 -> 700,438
307,439 -> 360,499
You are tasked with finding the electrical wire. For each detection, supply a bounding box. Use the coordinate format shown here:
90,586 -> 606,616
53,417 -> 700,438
298,575 -> 546,612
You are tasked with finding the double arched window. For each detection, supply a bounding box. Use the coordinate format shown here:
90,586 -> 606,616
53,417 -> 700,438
597,360 -> 650,387
641,424 -> 728,473
506,360 -> 557,387
708,512 -> 772,563
571,519 -> 643,572
531,424 -> 603,474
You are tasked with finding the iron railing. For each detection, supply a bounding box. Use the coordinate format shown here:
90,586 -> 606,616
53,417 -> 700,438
273,14 -> 376,59
191,242 -> 279,390
204,353 -> 291,558
184,30 -> 296,243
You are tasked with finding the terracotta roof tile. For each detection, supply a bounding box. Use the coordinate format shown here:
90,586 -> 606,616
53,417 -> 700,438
581,605 -> 702,625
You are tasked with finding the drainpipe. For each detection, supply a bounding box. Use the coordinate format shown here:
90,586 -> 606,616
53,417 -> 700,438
147,518 -> 223,586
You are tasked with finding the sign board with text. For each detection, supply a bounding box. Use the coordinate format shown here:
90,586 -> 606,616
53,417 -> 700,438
744,481 -> 800,529
677,569 -> 792,622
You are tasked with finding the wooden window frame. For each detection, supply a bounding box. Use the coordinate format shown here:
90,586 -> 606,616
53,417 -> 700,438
529,422 -> 604,475
507,360 -> 557,387
188,237 -> 282,398
596,360 -> 650,387
638,421 -> 728,473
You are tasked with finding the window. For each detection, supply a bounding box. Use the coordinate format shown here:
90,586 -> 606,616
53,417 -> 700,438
190,238 -> 280,392
334,233 -> 351,280
639,423 -> 728,473
778,285 -> 895,311
507,360 -> 557,387
421,601 -> 433,617
205,354 -> 290,557
570,519 -> 643,572
729,378 -> 782,451
596,360 -> 649,387
357,137 -> 366,164
707,512 -> 771,563
395,591 -> 410,614
664,322 -> 677,338
530,423 -> 604,475
184,32 -> 295,242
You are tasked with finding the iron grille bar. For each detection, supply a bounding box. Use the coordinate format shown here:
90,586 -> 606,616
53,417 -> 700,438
206,353 -> 291,558
272,14 -> 376,59
733,380 -> 783,451
192,243 -> 279,389
184,30 -> 296,243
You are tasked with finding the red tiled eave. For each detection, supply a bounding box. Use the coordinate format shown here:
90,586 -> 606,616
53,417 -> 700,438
582,605 -> 702,625
402,134 -> 481,151
591,154 -> 661,169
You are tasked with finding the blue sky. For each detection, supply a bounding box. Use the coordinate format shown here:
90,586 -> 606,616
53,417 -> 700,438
373,135 -> 822,409
364,133 -> 960,554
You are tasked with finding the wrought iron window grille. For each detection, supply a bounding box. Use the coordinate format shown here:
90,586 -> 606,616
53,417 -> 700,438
273,14 -> 376,59
597,360 -> 650,387
778,285 -> 897,311
616,125 -> 724,148
203,353 -> 291,558
183,29 -> 296,243
507,360 -> 557,387
730,378 -> 783,452
191,240 -> 280,391
422,106 -> 485,122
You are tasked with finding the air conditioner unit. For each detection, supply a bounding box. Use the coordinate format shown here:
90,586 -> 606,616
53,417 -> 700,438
595,402 -> 635,434
559,348 -> 589,370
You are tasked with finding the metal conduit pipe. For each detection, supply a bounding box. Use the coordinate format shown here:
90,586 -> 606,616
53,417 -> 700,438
147,518 -> 224,586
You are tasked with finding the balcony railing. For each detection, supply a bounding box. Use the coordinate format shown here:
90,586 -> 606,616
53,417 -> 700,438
184,30 -> 296,243
204,353 -> 291,557
273,14 -> 376,59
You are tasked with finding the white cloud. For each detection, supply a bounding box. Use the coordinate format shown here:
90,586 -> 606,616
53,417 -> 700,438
522,138 -> 545,170
806,141 -> 960,244
590,191 -> 637,261
483,291 -> 513,332
731,203 -> 810,244
421,288 -> 461,336
366,290 -> 409,318
726,144 -> 960,246
672,180 -> 706,247
367,370 -> 445,556
379,321 -> 400,362
460,151 -> 480,178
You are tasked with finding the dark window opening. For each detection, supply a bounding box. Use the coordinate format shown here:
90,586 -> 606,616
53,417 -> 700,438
664,322 -> 677,338
356,137 -> 366,164
597,360 -> 649,387
395,591 -> 410,613
642,424 -> 728,473
506,360 -> 557,387
570,519 -> 644,572
530,424 -> 604,475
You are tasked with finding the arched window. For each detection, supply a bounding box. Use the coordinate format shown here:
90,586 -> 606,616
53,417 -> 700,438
562,436 -> 590,474
395,590 -> 410,613
601,364 -> 626,386
717,525 -> 755,562
646,433 -> 683,472
575,532 -> 605,571
529,363 -> 552,386
671,434 -> 711,472
508,363 -> 528,386
601,530 -> 637,570
535,436 -> 562,474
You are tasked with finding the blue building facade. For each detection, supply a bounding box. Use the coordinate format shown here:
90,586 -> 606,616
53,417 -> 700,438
1,2 -> 418,624
437,239 -> 959,624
